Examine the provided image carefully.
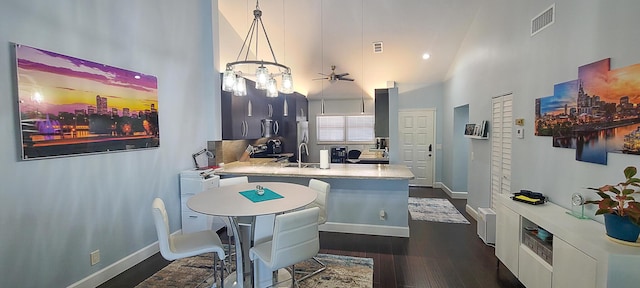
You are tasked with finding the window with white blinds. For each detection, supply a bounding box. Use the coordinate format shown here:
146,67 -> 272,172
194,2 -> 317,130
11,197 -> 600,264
317,115 -> 345,142
491,94 -> 513,209
317,115 -> 375,143
346,115 -> 375,142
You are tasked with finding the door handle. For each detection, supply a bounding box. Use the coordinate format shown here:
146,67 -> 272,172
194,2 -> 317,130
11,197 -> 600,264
268,104 -> 273,118
261,121 -> 265,137
274,121 -> 279,135
243,121 -> 248,137
428,144 -> 432,152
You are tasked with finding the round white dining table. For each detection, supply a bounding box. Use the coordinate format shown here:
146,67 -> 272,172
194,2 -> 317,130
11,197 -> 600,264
187,181 -> 317,288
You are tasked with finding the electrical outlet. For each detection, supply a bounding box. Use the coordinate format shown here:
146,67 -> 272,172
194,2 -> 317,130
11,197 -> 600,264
379,209 -> 386,221
90,250 -> 100,266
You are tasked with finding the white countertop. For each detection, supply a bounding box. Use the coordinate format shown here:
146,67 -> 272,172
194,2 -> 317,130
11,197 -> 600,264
498,194 -> 640,259
215,160 -> 414,180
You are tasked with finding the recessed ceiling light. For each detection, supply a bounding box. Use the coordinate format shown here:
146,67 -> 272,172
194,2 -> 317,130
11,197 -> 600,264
422,53 -> 431,60
134,75 -> 141,79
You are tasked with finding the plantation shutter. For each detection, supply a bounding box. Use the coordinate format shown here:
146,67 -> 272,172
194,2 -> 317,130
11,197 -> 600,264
491,94 -> 513,209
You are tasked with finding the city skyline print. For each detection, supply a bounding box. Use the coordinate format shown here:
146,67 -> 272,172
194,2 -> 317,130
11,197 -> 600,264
535,58 -> 640,165
15,43 -> 159,160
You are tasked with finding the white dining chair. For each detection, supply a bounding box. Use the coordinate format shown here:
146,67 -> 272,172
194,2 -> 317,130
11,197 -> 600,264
219,176 -> 249,187
249,207 -> 320,288
218,176 -> 251,268
295,178 -> 330,282
152,198 -> 226,287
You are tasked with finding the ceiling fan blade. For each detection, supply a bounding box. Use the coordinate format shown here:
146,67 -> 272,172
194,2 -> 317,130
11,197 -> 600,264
318,72 -> 329,76
335,73 -> 349,77
340,77 -> 355,81
313,77 -> 328,81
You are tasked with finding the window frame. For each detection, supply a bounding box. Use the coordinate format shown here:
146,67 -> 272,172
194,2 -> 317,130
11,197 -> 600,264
316,114 -> 376,145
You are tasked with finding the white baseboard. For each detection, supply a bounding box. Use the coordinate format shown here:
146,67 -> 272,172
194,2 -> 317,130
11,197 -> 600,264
465,204 -> 478,221
320,222 -> 410,238
434,182 -> 468,199
67,230 -> 180,288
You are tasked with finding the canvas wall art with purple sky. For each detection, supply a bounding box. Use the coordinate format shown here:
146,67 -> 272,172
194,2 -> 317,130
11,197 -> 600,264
15,44 -> 159,159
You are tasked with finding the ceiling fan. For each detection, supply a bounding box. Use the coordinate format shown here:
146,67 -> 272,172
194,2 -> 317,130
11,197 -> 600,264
314,65 -> 354,82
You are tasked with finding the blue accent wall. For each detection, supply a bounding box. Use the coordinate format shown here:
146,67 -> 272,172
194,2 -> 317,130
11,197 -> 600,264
0,1 -> 217,286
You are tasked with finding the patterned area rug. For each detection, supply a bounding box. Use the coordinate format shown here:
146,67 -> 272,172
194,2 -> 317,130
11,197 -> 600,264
408,197 -> 470,224
135,253 -> 373,288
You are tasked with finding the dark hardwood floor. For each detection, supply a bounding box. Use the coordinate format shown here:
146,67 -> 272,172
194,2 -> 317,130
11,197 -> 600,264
99,187 -> 524,288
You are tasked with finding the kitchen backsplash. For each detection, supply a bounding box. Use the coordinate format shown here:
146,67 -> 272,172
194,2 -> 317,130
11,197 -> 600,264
208,139 -> 271,166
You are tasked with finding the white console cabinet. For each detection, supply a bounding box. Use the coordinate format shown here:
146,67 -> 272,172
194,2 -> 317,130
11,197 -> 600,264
495,194 -> 640,288
180,170 -> 224,233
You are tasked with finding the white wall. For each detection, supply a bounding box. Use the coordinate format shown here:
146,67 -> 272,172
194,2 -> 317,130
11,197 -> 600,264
0,0 -> 218,286
443,0 -> 640,215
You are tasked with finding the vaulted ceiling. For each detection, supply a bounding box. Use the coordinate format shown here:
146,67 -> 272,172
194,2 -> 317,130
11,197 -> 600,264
218,0 -> 480,100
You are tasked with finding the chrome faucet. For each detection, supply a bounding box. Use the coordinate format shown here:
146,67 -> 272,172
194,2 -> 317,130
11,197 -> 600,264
298,142 -> 308,168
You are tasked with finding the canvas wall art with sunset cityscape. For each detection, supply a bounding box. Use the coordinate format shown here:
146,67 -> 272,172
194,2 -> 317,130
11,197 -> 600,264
535,58 -> 640,165
14,44 -> 159,160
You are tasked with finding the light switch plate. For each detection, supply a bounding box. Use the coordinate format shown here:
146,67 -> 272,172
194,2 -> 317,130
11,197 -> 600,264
516,128 -> 524,138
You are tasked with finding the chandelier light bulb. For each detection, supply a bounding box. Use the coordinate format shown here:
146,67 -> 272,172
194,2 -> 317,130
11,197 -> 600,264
281,72 -> 293,93
266,77 -> 278,97
255,65 -> 269,90
233,76 -> 247,96
222,68 -> 236,92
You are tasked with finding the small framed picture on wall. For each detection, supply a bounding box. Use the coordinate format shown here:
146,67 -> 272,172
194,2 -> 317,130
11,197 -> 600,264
464,124 -> 476,136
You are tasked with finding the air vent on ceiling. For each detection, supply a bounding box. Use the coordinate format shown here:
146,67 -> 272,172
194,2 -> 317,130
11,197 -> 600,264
372,41 -> 383,53
531,4 -> 555,36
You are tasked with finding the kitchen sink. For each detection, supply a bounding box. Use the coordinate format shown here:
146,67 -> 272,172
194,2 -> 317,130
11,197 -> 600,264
281,162 -> 321,168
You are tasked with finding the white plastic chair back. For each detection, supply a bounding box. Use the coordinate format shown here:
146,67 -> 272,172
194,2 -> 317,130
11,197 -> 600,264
218,176 -> 251,231
152,198 -> 176,260
151,198 -> 225,260
268,207 -> 320,270
307,179 -> 330,224
219,176 -> 249,187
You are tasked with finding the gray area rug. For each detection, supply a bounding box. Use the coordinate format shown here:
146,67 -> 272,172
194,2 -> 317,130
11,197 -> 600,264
136,253 -> 373,288
408,197 -> 470,224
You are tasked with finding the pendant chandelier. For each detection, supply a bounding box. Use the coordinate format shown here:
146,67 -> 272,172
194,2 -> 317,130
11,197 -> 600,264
222,0 -> 293,97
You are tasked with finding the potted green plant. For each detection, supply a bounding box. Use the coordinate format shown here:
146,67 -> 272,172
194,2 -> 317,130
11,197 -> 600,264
586,166 -> 640,243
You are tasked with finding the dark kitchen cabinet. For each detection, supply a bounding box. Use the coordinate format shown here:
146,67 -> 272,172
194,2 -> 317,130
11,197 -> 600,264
221,74 -> 308,142
221,89 -> 257,139
262,96 -> 283,137
375,88 -> 389,137
221,76 -> 266,140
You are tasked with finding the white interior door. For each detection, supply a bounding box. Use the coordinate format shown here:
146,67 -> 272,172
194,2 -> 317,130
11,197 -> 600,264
399,109 -> 435,186
491,94 -> 513,208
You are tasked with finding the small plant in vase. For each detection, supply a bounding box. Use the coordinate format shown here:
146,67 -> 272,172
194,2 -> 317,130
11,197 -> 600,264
586,166 -> 640,243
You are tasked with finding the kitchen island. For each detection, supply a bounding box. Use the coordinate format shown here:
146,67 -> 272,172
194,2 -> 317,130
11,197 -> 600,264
215,160 -> 414,237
